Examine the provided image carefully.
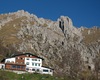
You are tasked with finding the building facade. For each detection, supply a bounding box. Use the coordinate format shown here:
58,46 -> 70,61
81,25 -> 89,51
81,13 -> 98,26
1,53 -> 53,75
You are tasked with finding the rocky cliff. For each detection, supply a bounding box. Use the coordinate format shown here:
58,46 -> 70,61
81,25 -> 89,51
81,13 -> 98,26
0,10 -> 100,78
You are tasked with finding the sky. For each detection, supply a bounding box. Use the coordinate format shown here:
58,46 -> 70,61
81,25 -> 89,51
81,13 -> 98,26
0,0 -> 100,28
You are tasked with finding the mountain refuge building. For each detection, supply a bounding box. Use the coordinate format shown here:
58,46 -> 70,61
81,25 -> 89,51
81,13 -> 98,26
0,53 -> 53,75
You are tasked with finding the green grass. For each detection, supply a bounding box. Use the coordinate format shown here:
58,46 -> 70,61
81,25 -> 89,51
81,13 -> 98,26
0,70 -> 67,80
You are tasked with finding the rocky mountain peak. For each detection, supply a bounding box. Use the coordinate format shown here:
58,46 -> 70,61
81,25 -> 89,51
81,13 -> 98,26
0,10 -> 100,79
14,10 -> 32,17
57,16 -> 83,43
59,16 -> 73,27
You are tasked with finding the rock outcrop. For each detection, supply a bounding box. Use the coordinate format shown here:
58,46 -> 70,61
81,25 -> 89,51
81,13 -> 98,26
0,10 -> 100,78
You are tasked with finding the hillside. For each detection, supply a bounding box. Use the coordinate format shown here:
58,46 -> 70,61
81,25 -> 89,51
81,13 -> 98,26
0,70 -> 67,80
0,10 -> 100,79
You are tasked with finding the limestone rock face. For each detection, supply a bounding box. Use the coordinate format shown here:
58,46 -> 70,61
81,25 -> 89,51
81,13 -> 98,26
57,16 -> 83,43
0,10 -> 100,77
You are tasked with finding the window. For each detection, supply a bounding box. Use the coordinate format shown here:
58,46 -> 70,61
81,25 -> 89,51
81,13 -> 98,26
32,59 -> 34,61
32,63 -> 34,66
43,69 -> 49,72
37,69 -> 39,72
26,68 -> 29,71
21,66 -> 24,69
17,66 -> 20,68
38,59 -> 40,61
32,58 -> 37,61
35,59 -> 37,61
12,65 -> 16,68
32,69 -> 35,71
38,63 -> 40,66
12,65 -> 21,69
26,62 -> 29,65
7,60 -> 10,63
50,70 -> 52,72
21,57 -> 23,60
27,58 -> 29,60
35,63 -> 37,66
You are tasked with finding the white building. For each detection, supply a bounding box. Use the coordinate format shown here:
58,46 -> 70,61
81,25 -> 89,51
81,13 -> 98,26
1,53 -> 53,75
5,57 -> 15,63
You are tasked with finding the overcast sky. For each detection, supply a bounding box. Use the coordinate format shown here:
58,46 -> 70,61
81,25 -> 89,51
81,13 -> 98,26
0,0 -> 100,28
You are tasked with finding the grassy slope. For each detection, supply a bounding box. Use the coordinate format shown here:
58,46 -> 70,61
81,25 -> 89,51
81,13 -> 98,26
0,17 -> 26,45
82,28 -> 100,44
0,70 -> 69,80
